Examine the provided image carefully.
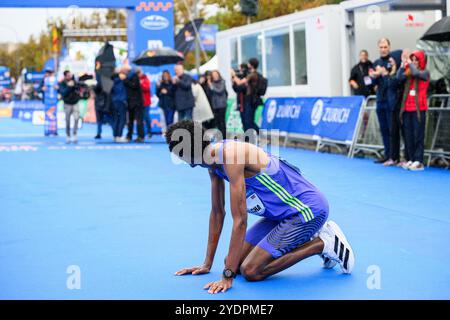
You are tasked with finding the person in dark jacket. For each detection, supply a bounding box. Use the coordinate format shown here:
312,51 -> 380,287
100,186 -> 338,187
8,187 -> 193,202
173,64 -> 195,121
111,69 -> 128,143
231,58 -> 262,137
123,67 -> 145,142
209,70 -> 228,139
349,50 -> 374,97
58,70 -> 81,144
156,70 -> 175,128
199,71 -> 215,130
232,64 -> 249,132
93,77 -> 112,140
370,38 -> 399,163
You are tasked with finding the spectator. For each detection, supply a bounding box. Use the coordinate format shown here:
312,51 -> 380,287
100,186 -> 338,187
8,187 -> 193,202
93,77 -> 112,140
38,69 -> 52,101
199,71 -> 213,106
123,66 -> 145,143
349,50 -> 374,97
232,63 -> 249,130
208,70 -> 228,139
173,64 -> 195,121
192,79 -> 214,128
370,38 -> 399,164
111,68 -> 128,143
58,71 -> 81,144
137,68 -> 152,139
231,58 -> 266,137
397,50 -> 430,171
198,71 -> 214,129
156,70 -> 175,129
385,49 -> 409,167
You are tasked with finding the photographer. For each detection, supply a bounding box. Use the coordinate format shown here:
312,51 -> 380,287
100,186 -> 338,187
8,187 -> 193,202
232,63 -> 249,131
59,71 -> 81,144
231,58 -> 266,137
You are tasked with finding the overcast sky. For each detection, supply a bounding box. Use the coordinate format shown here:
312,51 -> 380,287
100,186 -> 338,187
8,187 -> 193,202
0,8 -> 99,43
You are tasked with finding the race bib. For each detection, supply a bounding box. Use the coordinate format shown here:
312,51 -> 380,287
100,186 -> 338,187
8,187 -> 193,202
246,192 -> 266,216
363,76 -> 372,86
409,90 -> 416,97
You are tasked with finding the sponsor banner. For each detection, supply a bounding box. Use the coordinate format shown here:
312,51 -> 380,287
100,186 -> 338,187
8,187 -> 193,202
43,75 -> 58,135
128,1 -> 175,134
198,24 -> 218,52
9,101 -> 45,120
0,101 -> 13,117
261,96 -> 364,143
32,110 -> 46,125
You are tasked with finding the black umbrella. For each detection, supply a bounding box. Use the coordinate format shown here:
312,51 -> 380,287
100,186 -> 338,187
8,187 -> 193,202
133,47 -> 184,66
421,16 -> 450,42
78,74 -> 94,82
95,42 -> 116,94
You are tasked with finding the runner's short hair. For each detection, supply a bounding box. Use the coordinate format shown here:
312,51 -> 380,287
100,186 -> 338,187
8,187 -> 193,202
165,120 -> 210,160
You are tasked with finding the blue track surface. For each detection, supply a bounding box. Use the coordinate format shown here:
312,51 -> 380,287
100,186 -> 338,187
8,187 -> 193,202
1,118 -> 449,300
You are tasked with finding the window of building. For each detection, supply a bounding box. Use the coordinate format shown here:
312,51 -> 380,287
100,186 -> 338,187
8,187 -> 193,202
241,33 -> 262,68
265,27 -> 291,87
294,23 -> 308,85
230,38 -> 239,70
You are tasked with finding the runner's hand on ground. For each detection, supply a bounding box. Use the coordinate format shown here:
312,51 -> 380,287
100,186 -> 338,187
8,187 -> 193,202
175,265 -> 210,276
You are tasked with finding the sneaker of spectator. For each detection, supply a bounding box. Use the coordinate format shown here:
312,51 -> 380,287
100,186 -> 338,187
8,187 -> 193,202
397,161 -> 408,168
408,161 -> 425,171
115,136 -> 129,143
401,161 -> 413,170
383,159 -> 397,166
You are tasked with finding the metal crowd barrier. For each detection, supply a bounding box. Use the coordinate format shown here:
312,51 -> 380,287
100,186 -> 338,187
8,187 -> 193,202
348,95 -> 383,158
349,94 -> 450,167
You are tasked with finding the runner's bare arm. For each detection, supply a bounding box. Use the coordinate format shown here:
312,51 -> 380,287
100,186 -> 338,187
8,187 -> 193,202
203,170 -> 226,269
223,160 -> 248,274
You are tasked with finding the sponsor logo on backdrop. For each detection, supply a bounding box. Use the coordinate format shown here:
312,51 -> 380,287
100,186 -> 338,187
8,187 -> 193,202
311,99 -> 351,126
322,107 -> 351,124
136,1 -> 173,12
267,99 -> 302,124
315,16 -> 325,30
23,112 -> 32,120
147,40 -> 163,49
140,15 -> 169,30
32,111 -> 45,125
266,100 -> 277,123
405,13 -> 425,28
311,99 -> 323,126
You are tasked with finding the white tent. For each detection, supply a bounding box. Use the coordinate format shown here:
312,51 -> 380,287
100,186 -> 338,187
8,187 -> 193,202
189,55 -> 218,75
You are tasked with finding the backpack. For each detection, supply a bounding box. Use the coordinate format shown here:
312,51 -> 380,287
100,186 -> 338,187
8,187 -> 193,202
256,73 -> 268,97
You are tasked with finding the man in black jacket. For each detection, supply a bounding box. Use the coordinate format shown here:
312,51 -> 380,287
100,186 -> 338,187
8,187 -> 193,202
123,66 -> 145,143
349,50 -> 374,97
173,64 -> 195,121
59,70 -> 81,144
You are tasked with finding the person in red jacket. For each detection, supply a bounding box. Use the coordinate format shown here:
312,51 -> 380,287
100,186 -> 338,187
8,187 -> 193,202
137,68 -> 152,138
397,50 -> 430,171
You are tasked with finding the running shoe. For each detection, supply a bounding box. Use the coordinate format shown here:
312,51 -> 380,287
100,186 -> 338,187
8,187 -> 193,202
319,220 -> 355,274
